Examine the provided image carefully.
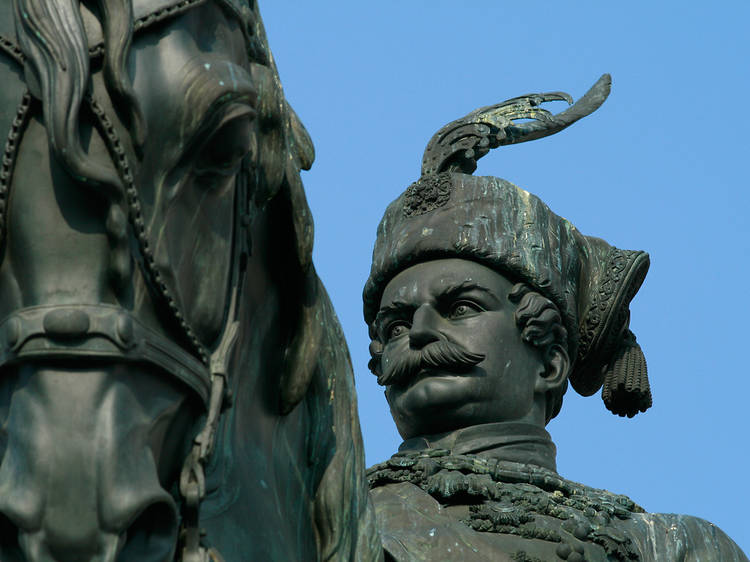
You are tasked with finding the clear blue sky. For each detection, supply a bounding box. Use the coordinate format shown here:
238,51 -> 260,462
261,1 -> 750,552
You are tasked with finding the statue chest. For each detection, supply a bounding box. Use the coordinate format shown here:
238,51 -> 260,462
368,452 -> 642,562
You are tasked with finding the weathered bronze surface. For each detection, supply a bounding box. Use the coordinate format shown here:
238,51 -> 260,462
0,1 -> 380,561
363,76 -> 749,561
0,1 -> 746,560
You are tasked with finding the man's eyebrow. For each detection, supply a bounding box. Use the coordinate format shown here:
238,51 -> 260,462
375,300 -> 411,323
439,281 -> 492,298
435,280 -> 503,306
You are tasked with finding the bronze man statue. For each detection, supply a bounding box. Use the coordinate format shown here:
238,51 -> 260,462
362,75 -> 748,561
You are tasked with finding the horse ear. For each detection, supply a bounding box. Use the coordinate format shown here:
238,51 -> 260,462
248,63 -> 286,204
246,65 -> 314,276
287,103 -> 314,171
278,268 -> 321,415
284,164 -> 314,273
282,101 -> 315,273
245,21 -> 316,274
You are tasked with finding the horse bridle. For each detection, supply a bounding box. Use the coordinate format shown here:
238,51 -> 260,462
0,1 -> 257,560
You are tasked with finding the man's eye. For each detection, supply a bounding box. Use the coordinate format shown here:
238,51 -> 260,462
387,322 -> 410,340
449,301 -> 480,319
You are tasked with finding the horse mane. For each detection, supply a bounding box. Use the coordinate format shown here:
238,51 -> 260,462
244,6 -> 381,559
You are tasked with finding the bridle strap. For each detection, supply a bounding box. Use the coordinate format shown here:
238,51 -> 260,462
0,304 -> 213,404
176,116 -> 252,558
88,8 -> 252,554
179,283 -> 241,561
89,87 -> 242,562
177,127 -> 252,560
0,91 -> 31,242
87,95 -> 210,366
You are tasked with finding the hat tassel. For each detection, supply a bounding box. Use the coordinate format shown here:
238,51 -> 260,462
602,331 -> 652,418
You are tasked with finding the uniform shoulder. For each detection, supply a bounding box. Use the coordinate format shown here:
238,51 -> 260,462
623,512 -> 749,561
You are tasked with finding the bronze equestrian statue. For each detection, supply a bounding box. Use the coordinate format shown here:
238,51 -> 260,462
0,0 -> 745,560
0,0 -> 380,560
362,75 -> 749,561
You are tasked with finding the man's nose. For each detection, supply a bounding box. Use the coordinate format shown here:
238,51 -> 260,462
409,304 -> 443,349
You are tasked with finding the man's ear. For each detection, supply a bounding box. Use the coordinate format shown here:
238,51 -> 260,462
368,323 -> 384,378
368,339 -> 383,378
534,343 -> 570,394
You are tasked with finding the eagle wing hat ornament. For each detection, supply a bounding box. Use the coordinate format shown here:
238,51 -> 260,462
364,74 -> 652,418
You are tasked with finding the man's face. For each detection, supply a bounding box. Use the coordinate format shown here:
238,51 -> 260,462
375,258 -> 547,439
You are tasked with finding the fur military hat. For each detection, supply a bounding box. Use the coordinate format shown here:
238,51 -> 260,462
363,75 -> 651,417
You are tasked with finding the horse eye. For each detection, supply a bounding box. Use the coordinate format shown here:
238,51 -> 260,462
194,115 -> 253,178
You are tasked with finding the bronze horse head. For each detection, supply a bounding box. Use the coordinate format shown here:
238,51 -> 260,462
0,1 -> 378,560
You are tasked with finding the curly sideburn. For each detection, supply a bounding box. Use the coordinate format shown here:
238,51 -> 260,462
508,282 -> 569,422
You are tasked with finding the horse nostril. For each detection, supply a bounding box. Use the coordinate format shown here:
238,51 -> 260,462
118,501 -> 178,562
0,513 -> 24,561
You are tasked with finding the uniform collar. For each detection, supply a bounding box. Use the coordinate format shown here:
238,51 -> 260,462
397,421 -> 557,472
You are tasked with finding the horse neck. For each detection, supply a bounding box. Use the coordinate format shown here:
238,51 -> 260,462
197,202 -> 323,559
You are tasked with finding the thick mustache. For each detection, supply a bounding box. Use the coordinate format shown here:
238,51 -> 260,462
378,340 -> 485,386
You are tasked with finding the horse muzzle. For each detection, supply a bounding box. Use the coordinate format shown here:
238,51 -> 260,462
0,361 -> 196,562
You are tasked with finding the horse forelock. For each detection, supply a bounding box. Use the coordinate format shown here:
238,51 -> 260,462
14,0 -> 127,188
